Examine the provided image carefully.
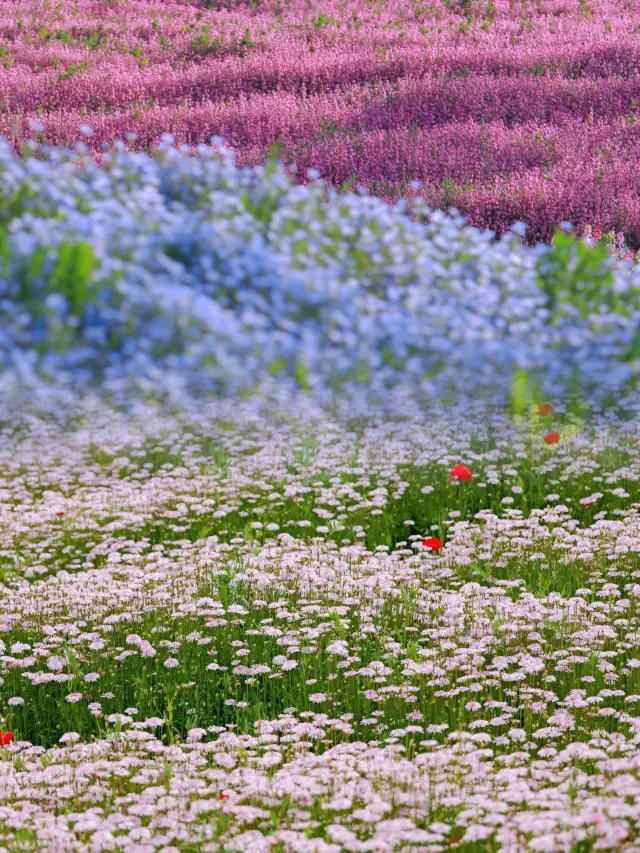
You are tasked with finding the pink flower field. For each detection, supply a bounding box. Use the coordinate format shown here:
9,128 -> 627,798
3,0 -> 640,244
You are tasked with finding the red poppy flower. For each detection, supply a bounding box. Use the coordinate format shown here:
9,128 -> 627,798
537,403 -> 555,417
544,432 -> 560,445
449,464 -> 473,482
0,732 -> 13,747
55,512 -> 65,518
219,792 -> 227,801
581,502 -> 593,509
422,537 -> 444,551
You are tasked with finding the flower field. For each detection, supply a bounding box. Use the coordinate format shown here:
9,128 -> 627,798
2,115 -> 640,850
5,1 -> 640,850
2,385 -> 640,852
3,0 -> 640,244
2,137 -> 640,403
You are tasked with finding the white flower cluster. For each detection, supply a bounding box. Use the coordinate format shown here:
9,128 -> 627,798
2,134 -> 639,404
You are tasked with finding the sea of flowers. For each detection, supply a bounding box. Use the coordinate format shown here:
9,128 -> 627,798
1,386 -> 640,852
3,134 -> 640,407
4,2 -> 640,850
3,0 -> 640,244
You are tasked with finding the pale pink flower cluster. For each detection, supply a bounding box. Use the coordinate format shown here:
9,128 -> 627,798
0,391 -> 638,849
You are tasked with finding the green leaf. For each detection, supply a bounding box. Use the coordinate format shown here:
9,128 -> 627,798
295,361 -> 310,392
536,228 -> 618,322
510,367 -> 539,421
267,357 -> 287,376
350,247 -> 373,272
0,225 -> 10,278
29,246 -> 47,281
46,241 -> 100,316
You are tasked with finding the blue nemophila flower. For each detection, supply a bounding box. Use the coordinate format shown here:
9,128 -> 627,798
0,135 -> 638,405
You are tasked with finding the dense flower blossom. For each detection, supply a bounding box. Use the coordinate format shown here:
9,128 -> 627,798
0,389 -> 634,849
0,135 -> 638,407
3,4 -> 640,843
0,389 -> 637,850
6,0 -> 640,246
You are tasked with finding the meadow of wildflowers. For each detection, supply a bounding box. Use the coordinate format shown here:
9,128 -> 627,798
2,385 -> 640,852
4,0 -> 640,846
2,0 -> 640,243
